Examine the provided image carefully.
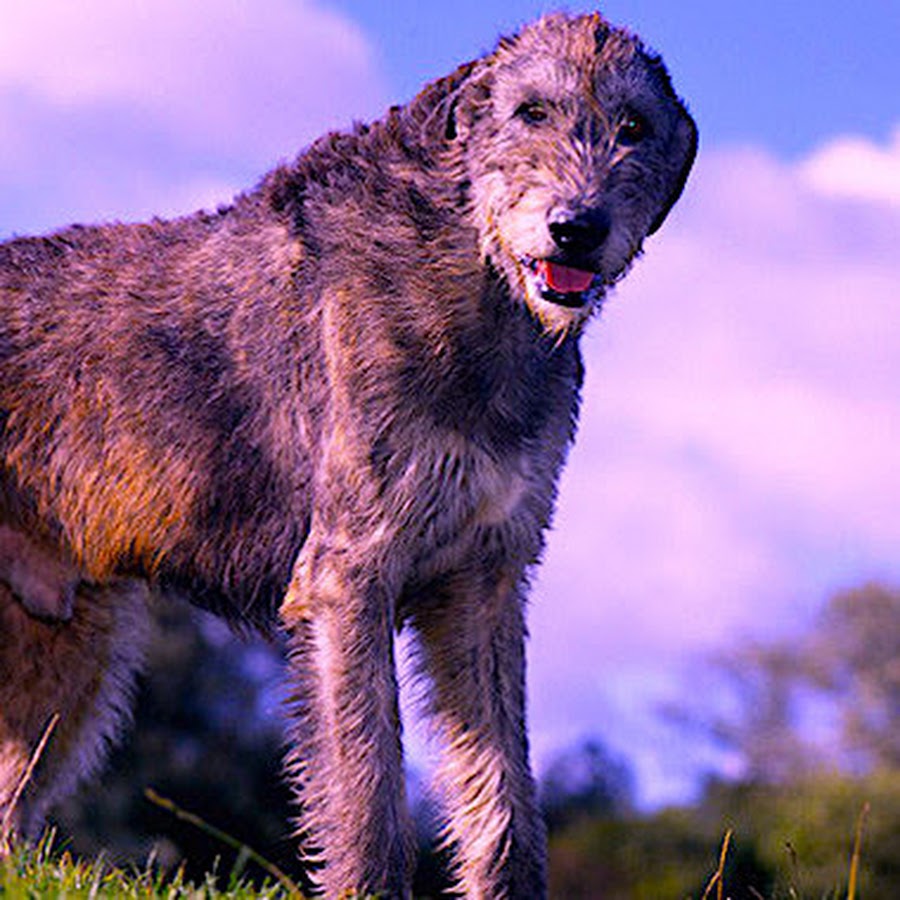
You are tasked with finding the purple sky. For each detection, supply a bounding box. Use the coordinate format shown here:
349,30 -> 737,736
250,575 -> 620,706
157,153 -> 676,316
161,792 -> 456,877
1,0 -> 898,804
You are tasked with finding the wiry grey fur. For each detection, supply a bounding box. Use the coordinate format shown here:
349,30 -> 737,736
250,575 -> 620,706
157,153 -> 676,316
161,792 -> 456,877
0,11 -> 695,897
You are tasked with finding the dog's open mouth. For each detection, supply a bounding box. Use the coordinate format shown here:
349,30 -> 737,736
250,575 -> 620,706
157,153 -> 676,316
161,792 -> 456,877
524,258 -> 598,309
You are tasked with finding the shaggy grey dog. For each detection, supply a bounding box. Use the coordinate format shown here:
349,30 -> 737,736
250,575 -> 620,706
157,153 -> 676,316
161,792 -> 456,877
0,11 -> 696,897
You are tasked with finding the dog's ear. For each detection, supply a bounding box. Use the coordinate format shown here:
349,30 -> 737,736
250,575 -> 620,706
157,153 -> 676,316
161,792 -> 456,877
413,59 -> 492,147
648,107 -> 698,235
443,92 -> 462,141
410,60 -> 475,144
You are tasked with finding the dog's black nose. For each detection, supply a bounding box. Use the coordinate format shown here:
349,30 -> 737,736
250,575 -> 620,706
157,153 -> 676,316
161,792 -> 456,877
549,210 -> 611,255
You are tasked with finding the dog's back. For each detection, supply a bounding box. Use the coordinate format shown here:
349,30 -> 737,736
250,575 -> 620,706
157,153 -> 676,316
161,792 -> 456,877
0,204 -> 316,626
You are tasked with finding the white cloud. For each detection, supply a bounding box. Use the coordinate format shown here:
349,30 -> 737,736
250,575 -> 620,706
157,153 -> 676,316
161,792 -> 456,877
527,131 -> 900,795
0,0 -> 388,231
0,0 -> 385,149
799,126 -> 900,208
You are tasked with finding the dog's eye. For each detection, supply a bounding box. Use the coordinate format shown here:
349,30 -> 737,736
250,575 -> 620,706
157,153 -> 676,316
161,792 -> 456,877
618,110 -> 649,145
515,100 -> 549,125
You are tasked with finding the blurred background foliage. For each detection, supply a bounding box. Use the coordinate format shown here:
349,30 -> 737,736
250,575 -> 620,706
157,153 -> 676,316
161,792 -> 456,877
46,583 -> 900,898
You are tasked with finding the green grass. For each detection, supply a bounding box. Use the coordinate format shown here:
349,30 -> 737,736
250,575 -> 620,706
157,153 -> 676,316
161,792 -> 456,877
1,763 -> 310,899
0,789 -> 876,899
0,831 -> 304,898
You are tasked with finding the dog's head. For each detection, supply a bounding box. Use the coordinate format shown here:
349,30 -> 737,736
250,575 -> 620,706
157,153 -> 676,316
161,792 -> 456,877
442,12 -> 697,334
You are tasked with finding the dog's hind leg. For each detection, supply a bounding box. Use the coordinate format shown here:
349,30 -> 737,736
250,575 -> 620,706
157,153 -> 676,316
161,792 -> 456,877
280,537 -> 416,897
0,578 -> 150,844
409,569 -> 547,899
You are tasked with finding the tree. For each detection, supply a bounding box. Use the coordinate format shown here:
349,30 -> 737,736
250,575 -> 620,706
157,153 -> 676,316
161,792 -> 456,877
665,582 -> 900,783
539,738 -> 634,832
806,583 -> 900,771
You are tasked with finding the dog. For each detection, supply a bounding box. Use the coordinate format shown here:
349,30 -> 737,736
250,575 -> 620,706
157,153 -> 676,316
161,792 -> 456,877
0,11 -> 696,896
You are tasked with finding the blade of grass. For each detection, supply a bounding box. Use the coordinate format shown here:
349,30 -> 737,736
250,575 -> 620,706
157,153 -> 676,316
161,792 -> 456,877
846,801 -> 869,900
785,840 -> 801,899
0,712 -> 59,854
700,828 -> 732,900
144,787 -> 303,896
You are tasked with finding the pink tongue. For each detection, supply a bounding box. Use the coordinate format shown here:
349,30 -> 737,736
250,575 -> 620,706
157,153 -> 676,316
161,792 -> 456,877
537,260 -> 594,293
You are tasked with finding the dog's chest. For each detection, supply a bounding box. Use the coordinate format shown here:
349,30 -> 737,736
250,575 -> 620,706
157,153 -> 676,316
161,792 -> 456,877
389,431 -> 553,584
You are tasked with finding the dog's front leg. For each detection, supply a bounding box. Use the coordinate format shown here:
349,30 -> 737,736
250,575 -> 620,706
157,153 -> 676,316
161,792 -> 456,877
280,533 -> 415,898
410,569 -> 546,899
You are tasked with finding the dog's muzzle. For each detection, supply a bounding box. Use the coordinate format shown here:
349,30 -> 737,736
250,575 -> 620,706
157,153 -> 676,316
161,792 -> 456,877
548,209 -> 611,257
521,208 -> 610,308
